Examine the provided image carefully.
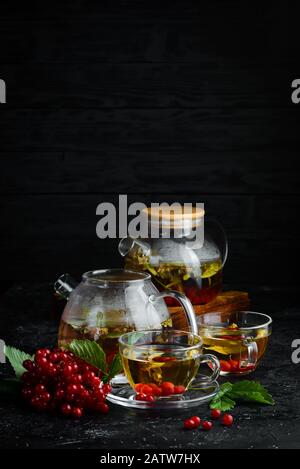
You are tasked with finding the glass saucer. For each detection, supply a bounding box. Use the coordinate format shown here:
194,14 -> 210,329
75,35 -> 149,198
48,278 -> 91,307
106,380 -> 219,410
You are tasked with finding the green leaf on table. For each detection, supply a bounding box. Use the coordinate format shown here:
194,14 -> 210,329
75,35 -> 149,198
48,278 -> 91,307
210,382 -> 235,410
67,339 -> 107,373
209,380 -> 274,410
212,382 -> 233,400
229,381 -> 274,405
4,345 -> 33,379
210,395 -> 236,411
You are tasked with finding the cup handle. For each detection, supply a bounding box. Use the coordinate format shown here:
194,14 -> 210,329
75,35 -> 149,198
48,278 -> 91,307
242,337 -> 258,368
149,290 -> 198,335
199,354 -> 220,384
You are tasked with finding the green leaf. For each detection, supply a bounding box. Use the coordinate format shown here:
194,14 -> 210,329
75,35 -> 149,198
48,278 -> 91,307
4,345 -> 33,379
210,395 -> 236,411
108,353 -> 123,379
0,378 -> 21,395
214,382 -> 233,399
209,380 -> 274,410
210,382 -> 235,410
230,391 -> 274,405
67,339 -> 107,373
229,381 -> 274,405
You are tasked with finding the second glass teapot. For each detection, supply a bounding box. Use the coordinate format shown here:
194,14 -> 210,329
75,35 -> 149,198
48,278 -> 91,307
54,269 -> 198,364
119,207 -> 228,306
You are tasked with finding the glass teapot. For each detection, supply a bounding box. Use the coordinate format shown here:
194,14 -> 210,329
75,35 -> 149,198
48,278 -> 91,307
119,207 -> 228,306
54,269 -> 198,364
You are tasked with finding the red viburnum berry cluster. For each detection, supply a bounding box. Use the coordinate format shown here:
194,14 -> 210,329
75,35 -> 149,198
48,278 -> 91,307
21,348 -> 112,418
134,381 -> 186,401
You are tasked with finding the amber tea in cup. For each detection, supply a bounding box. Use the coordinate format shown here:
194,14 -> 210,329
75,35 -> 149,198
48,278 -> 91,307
198,311 -> 272,375
119,330 -> 220,400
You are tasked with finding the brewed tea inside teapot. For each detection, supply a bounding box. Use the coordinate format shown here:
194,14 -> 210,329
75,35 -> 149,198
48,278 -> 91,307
119,207 -> 228,305
55,269 -> 198,366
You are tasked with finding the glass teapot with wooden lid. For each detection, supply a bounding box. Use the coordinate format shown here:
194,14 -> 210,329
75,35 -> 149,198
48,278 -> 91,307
119,207 -> 228,306
54,269 -> 198,365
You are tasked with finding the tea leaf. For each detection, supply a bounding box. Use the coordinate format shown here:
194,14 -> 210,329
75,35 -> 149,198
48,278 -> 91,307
4,345 -> 33,379
67,339 -> 107,373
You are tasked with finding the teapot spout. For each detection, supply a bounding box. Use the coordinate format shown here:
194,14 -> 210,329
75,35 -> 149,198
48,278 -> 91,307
54,273 -> 78,300
118,237 -> 151,257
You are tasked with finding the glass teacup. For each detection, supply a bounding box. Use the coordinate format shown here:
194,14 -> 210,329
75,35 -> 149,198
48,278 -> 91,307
198,311 -> 272,376
119,330 -> 220,400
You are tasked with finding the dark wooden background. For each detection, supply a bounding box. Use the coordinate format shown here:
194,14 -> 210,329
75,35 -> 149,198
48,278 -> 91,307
0,1 -> 299,287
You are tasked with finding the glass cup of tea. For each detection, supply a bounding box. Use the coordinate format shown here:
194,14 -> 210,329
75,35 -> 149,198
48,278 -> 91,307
119,329 -> 220,400
197,311 -> 272,376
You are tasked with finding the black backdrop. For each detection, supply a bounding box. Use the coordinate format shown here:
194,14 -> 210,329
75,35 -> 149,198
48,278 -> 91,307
0,1 -> 299,289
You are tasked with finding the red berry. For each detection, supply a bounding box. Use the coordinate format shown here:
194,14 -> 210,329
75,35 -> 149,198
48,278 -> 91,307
23,359 -> 35,371
72,374 -> 83,384
211,409 -> 222,419
80,389 -> 89,400
145,395 -> 155,402
184,418 -> 196,430
148,383 -> 162,396
83,371 -> 95,384
220,360 -> 232,372
190,416 -> 201,427
36,356 -> 48,368
72,407 -> 83,418
141,384 -> 154,396
81,363 -> 92,373
21,371 -> 33,383
161,381 -> 175,396
221,414 -> 234,426
35,384 -> 46,394
67,383 -> 78,394
229,360 -> 239,371
135,393 -> 147,401
92,388 -> 105,401
61,403 -> 72,415
35,349 -> 50,359
59,352 -> 69,362
91,376 -> 101,387
134,383 -> 144,393
102,383 -> 112,394
174,385 -> 185,394
21,387 -> 33,400
202,421 -> 213,431
49,352 -> 59,362
97,402 -> 109,414
63,364 -> 73,377
66,393 -> 76,402
54,388 -> 65,400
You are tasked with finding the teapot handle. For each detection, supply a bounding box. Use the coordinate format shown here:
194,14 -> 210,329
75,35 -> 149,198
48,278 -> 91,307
206,218 -> 228,268
149,290 -> 198,335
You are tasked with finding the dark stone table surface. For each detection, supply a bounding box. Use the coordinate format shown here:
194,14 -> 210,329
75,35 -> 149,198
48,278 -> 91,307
0,283 -> 299,449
